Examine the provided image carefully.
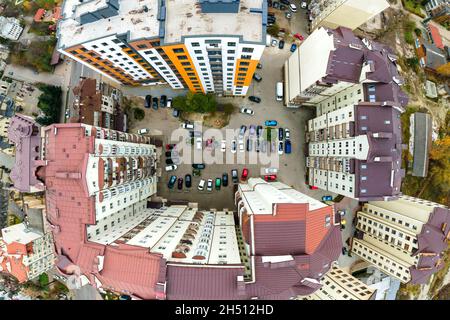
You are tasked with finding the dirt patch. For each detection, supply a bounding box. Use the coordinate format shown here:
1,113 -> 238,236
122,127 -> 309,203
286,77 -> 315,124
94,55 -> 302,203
203,112 -> 231,128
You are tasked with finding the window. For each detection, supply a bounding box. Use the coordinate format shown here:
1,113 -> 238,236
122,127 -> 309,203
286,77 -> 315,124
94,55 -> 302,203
192,42 -> 200,47
173,48 -> 185,53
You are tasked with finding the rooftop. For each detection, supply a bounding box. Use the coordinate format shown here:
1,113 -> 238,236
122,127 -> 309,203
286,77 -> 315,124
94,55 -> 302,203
58,0 -> 160,49
1,223 -> 42,245
164,0 -> 264,43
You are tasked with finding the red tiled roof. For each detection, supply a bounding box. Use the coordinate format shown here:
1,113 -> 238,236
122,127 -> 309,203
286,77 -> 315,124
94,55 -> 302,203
305,206 -> 333,254
428,25 -> 444,49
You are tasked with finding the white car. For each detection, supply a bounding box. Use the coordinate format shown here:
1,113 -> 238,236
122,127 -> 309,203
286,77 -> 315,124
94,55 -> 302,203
198,179 -> 206,191
207,179 -> 213,192
239,140 -> 245,153
240,107 -> 254,116
285,128 -> 290,140
271,38 -> 278,47
165,165 -> 178,172
167,98 -> 172,108
137,128 -> 149,135
278,141 -> 284,155
289,3 -> 297,12
231,140 -> 237,153
181,122 -> 194,129
221,140 -> 226,152
265,167 -> 278,174
300,1 -> 307,9
196,137 -> 202,150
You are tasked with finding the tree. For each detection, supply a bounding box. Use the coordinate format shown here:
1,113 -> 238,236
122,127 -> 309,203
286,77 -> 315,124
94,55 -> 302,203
267,24 -> 280,37
36,85 -> 62,126
173,93 -> 217,113
172,95 -> 188,111
133,108 -> 145,121
39,273 -> 49,288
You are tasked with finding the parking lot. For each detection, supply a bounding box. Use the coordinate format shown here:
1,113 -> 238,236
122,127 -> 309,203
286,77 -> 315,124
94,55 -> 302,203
129,8 -> 333,210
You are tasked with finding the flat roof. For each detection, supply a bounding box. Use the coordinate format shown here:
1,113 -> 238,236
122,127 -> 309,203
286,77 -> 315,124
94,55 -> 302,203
164,0 -> 264,43
1,223 -> 42,245
58,0 -> 160,49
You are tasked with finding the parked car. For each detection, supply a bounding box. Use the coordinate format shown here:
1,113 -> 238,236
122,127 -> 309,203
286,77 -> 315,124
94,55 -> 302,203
166,144 -> 176,151
239,140 -> 245,153
253,73 -> 262,82
271,38 -> 278,47
285,139 -> 292,154
289,3 -> 297,12
264,175 -> 277,182
290,43 -> 298,52
294,33 -> 304,41
240,107 -> 254,115
278,141 -> 284,155
322,195 -> 333,202
239,125 -> 247,139
268,0 -> 273,7
280,0 -> 290,5
152,97 -> 159,110
165,164 -> 178,172
309,185 -> 319,190
189,130 -> 202,138
265,120 -> 278,126
300,1 -> 307,9
165,158 -> 174,165
249,125 -> 256,136
215,178 -> 221,190
257,63 -> 263,69
249,96 -> 261,103
231,169 -> 239,183
285,11 -> 292,19
278,40 -> 285,49
231,140 -> 237,153
285,128 -> 290,140
207,179 -> 213,192
192,163 -> 206,170
165,151 -> 173,157
167,98 -> 172,108
256,125 -> 263,138
137,128 -> 149,135
177,178 -> 184,190
273,1 -> 280,9
145,95 -> 152,108
160,95 -> 167,108
198,179 -> 206,191
196,137 -> 202,150
279,4 -> 286,10
246,138 -> 253,152
265,167 -> 278,174
172,109 -> 180,117
221,140 -> 226,152
185,174 -> 192,188
168,175 -> 177,189
278,128 -> 284,140
181,122 -> 194,129
241,168 -> 249,181
222,173 -> 229,187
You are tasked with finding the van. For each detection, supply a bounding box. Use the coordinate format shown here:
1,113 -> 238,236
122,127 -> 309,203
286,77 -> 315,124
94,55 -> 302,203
137,128 -> 149,135
276,82 -> 283,101
266,34 -> 271,47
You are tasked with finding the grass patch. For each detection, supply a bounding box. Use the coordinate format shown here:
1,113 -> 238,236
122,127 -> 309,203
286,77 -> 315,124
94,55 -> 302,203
10,38 -> 57,72
396,283 -> 421,300
429,246 -> 450,297
402,0 -> 426,18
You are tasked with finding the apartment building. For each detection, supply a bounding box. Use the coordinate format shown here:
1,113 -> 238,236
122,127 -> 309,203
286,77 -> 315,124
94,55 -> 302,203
305,101 -> 405,201
57,0 -> 267,96
302,265 -> 376,300
71,78 -> 126,131
351,196 -> 450,284
283,26 -> 409,108
308,0 -> 390,32
235,178 -> 342,298
425,0 -> 450,25
0,16 -> 23,41
0,195 -> 56,283
7,114 -> 45,193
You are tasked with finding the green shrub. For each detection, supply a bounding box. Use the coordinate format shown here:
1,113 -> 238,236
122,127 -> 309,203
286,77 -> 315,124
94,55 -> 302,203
133,108 -> 145,120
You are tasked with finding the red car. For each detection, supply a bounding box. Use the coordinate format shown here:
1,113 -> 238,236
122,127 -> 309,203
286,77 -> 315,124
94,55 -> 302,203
166,144 -> 176,151
294,33 -> 304,41
241,168 -> 249,181
309,185 -> 319,190
264,175 -> 277,182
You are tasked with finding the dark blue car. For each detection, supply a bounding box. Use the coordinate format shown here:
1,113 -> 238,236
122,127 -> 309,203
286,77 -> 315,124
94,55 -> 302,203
168,175 -> 177,189
285,140 -> 292,154
290,43 -> 297,52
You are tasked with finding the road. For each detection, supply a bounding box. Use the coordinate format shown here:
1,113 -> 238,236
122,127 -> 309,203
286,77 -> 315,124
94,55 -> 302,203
72,284 -> 103,300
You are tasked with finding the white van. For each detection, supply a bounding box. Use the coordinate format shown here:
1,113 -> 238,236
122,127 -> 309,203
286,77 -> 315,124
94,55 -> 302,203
137,128 -> 149,135
276,82 -> 283,101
